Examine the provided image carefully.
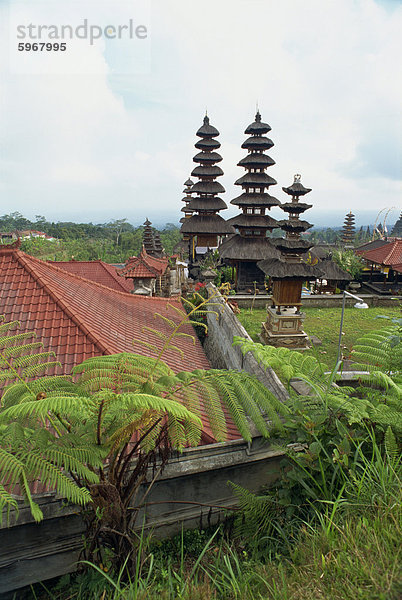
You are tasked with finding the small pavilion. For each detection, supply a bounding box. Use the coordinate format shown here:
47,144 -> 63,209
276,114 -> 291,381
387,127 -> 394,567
119,246 -> 169,296
356,239 -> 402,294
258,174 -> 321,349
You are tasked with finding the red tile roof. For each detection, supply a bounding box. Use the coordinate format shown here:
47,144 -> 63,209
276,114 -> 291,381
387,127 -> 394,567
120,247 -> 169,279
47,260 -> 133,293
0,247 -> 240,443
358,239 -> 402,267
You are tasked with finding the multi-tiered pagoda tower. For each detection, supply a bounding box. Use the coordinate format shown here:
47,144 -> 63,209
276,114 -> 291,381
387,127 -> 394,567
153,231 -> 164,258
179,178 -> 195,237
142,218 -> 155,254
258,174 -> 321,349
341,211 -> 356,247
181,116 -> 234,265
219,111 -> 281,291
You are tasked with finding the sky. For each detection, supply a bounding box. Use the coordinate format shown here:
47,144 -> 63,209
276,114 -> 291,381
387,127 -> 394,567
0,0 -> 401,229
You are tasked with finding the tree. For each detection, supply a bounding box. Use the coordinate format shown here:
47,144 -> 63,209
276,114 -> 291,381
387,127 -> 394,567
0,294 -> 285,572
332,248 -> 364,280
104,219 -> 133,245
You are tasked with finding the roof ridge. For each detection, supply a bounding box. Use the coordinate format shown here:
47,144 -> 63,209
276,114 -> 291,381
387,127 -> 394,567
35,253 -> 137,297
120,254 -> 165,278
98,260 -> 133,291
15,251 -> 112,355
22,251 -> 177,302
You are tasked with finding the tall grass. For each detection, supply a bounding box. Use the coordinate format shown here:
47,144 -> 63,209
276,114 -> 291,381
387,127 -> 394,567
32,424 -> 401,599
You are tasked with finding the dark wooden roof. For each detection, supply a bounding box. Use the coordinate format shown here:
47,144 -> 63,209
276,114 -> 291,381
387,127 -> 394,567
241,136 -> 274,150
196,115 -> 219,138
316,257 -> 352,281
235,172 -> 277,187
391,212 -> 402,237
310,244 -> 335,259
191,181 -> 225,195
257,258 -> 322,280
193,151 -> 222,164
184,178 -> 193,187
278,219 -> 313,232
355,239 -> 389,254
187,197 -> 227,211
238,154 -> 275,168
230,192 -> 281,207
195,138 -> 221,150
219,235 -> 280,261
228,214 -> 279,229
282,181 -> 312,196
181,214 -> 235,235
191,165 -> 224,178
280,202 -> 312,214
244,111 -> 271,135
273,238 -> 314,253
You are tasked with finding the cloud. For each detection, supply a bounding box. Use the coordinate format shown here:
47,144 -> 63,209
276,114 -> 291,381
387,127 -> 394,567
0,0 -> 401,226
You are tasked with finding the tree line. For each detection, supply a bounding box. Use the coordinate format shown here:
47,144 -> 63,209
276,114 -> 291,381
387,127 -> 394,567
0,212 -> 181,262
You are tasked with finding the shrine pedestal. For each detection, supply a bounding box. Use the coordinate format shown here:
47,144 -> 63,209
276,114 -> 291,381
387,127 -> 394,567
260,306 -> 310,349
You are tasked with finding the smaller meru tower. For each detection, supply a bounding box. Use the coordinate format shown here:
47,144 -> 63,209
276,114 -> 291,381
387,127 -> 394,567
258,174 -> 321,349
179,178 -> 195,239
341,211 -> 356,247
180,115 -> 234,265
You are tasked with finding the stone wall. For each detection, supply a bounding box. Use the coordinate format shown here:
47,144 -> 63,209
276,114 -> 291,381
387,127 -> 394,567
0,438 -> 285,596
232,293 -> 400,310
203,285 -> 288,402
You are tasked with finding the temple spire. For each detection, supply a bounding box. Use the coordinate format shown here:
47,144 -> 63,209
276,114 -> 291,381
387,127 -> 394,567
180,115 -> 234,266
258,174 -> 320,349
142,218 -> 155,255
341,211 -> 356,246
219,109 -> 280,291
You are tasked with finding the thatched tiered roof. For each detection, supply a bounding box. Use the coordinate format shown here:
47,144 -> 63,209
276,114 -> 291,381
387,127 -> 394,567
181,116 -> 233,237
180,178 -> 194,224
258,174 -> 318,282
341,211 -> 356,245
219,111 -> 280,265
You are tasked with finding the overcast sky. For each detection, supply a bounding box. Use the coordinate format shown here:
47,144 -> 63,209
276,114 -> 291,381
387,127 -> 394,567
1,0 -> 401,229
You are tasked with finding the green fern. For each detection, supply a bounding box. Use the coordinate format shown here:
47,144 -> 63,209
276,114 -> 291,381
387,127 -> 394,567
0,318 -> 94,522
233,332 -> 402,437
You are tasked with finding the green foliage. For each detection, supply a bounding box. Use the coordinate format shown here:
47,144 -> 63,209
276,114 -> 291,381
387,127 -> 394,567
40,495 -> 401,599
238,305 -> 401,366
0,292 -> 287,572
351,323 -> 402,375
2,211 -> 183,263
332,248 -> 364,280
0,317 -> 91,523
229,325 -> 402,564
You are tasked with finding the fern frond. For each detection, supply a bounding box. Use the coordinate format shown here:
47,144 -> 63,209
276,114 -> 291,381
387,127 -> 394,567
153,313 -> 178,330
22,452 -> 93,506
166,303 -> 187,319
0,395 -> 92,422
0,484 -> 19,525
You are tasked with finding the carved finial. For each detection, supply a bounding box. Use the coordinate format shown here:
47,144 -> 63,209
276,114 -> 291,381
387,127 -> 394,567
255,109 -> 261,122
294,174 -> 301,183
203,114 -> 209,125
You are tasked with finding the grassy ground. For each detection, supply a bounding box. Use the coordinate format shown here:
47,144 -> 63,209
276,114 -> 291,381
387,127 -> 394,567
238,306 -> 401,369
36,500 -> 401,599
